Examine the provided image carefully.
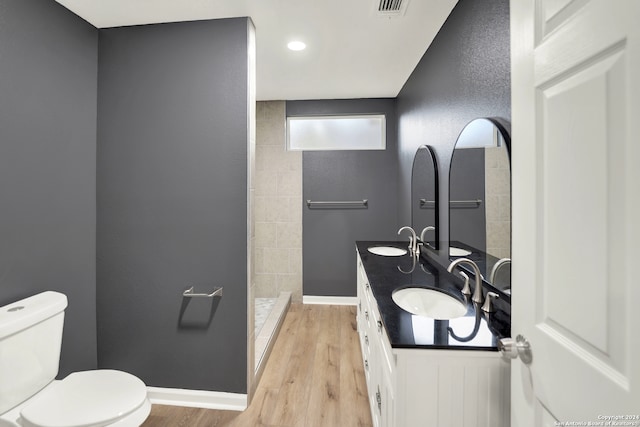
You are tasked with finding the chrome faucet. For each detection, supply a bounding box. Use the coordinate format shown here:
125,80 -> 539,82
481,291 -> 500,313
489,257 -> 511,284
398,226 -> 417,256
419,226 -> 435,244
447,258 -> 484,304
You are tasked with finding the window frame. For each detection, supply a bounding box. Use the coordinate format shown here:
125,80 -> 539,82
286,114 -> 387,151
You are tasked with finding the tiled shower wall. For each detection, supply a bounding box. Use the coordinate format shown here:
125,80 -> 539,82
485,146 -> 511,259
254,101 -> 302,302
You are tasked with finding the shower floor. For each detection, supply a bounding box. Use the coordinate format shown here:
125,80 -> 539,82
255,297 -> 276,336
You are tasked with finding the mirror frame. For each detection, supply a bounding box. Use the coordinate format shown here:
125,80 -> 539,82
448,117 -> 511,297
411,144 -> 439,250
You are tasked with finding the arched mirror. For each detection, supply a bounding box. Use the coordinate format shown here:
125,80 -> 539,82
411,145 -> 439,250
449,118 -> 511,295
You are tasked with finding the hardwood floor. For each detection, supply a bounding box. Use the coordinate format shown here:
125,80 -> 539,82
142,304 -> 373,427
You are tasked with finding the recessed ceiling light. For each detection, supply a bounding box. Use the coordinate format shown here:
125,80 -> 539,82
287,41 -> 306,51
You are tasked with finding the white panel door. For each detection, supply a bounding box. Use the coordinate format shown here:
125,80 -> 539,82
510,0 -> 639,425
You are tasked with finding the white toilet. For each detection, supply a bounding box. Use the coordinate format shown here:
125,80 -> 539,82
0,291 -> 151,427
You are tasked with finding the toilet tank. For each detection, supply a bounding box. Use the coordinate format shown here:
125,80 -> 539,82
0,291 -> 67,414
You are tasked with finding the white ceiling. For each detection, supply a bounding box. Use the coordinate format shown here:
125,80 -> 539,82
55,0 -> 458,101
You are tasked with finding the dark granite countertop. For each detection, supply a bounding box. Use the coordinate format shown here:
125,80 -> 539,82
356,241 -> 511,351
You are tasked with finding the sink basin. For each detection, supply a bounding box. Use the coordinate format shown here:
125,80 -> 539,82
368,246 -> 407,256
449,247 -> 472,256
392,288 -> 467,319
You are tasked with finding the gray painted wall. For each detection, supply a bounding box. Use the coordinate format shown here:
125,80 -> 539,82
0,0 -> 98,376
397,0 -> 511,259
449,149 -> 486,252
97,18 -> 250,393
287,99 -> 399,297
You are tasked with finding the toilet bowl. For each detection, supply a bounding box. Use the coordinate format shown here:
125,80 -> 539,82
0,292 -> 151,427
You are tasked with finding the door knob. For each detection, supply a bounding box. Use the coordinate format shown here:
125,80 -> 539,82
498,334 -> 532,364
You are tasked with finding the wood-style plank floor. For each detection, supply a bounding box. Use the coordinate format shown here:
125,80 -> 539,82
142,304 -> 373,427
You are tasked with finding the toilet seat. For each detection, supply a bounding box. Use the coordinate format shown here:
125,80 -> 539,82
20,370 -> 148,427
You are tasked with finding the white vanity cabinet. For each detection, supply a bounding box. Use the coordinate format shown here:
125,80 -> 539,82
356,254 -> 395,427
356,252 -> 510,427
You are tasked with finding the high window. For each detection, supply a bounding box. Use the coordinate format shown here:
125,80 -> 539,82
287,115 -> 386,151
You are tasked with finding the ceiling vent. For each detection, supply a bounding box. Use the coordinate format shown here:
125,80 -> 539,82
377,0 -> 409,16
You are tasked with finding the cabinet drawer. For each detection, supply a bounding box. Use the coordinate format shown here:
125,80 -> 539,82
368,296 -> 395,379
370,384 -> 383,427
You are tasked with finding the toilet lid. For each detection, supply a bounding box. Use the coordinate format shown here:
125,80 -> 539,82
21,370 -> 148,427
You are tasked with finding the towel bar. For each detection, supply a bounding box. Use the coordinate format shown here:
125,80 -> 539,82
420,199 -> 482,208
183,286 -> 223,298
306,199 -> 368,209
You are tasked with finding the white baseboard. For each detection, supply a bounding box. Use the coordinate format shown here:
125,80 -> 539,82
147,386 -> 247,411
303,295 -> 357,306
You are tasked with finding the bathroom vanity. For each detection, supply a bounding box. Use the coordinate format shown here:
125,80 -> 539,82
355,241 -> 510,427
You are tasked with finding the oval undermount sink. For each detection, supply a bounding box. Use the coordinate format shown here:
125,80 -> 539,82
368,246 -> 407,257
449,247 -> 472,256
392,288 -> 467,319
